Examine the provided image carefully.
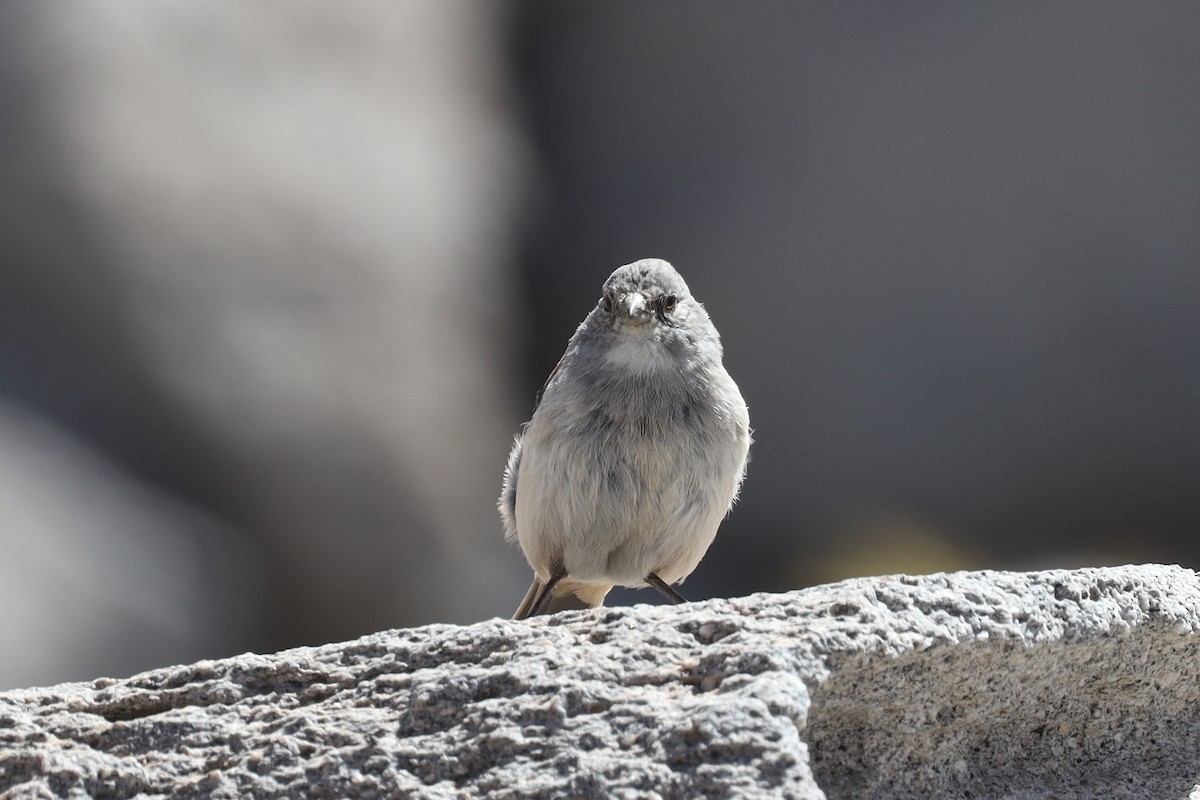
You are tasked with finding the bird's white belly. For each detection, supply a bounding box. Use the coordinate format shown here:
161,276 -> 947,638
515,413 -> 743,586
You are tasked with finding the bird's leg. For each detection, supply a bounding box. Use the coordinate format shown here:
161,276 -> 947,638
646,572 -> 688,604
526,569 -> 566,617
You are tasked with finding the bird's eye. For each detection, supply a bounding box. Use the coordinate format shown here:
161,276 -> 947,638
602,296 -> 613,312
658,294 -> 678,314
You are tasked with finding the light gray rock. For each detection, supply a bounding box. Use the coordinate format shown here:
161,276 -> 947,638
2,565 -> 1199,799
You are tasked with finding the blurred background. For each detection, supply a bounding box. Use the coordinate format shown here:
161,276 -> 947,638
1,1 -> 1198,689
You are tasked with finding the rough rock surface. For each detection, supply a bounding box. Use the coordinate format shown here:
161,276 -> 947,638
2,565 -> 1200,799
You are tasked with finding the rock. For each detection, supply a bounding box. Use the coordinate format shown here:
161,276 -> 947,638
2,565 -> 1198,799
0,2 -> 529,691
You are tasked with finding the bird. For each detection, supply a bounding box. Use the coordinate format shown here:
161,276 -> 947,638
500,258 -> 750,618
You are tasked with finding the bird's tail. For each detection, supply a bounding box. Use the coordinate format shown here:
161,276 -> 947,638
513,577 -> 612,619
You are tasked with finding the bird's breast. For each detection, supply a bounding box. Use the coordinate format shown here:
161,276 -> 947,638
514,365 -> 748,584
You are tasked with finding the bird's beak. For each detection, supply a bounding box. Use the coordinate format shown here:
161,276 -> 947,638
620,292 -> 649,320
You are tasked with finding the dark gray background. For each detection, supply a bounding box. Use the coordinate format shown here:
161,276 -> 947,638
2,2 -> 1197,688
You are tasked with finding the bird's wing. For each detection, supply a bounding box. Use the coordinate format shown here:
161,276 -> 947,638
530,352 -> 566,415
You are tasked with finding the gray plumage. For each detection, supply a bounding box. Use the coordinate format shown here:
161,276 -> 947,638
500,258 -> 751,618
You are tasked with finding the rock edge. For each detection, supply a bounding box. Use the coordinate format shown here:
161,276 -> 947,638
2,564 -> 1199,799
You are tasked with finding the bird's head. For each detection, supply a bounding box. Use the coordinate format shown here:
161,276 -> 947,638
580,258 -> 720,373
597,258 -> 694,330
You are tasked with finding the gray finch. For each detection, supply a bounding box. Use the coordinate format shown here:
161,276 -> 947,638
500,258 -> 750,618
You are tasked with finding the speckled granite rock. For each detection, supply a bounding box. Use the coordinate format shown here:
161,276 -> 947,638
2,565 -> 1199,799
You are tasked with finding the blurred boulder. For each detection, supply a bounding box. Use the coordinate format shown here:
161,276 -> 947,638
0,1 -> 530,687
